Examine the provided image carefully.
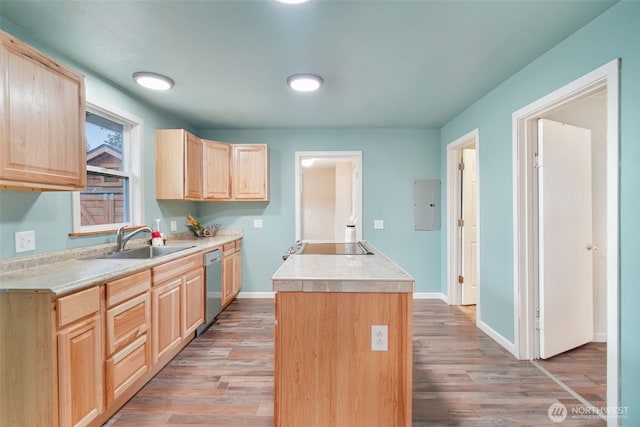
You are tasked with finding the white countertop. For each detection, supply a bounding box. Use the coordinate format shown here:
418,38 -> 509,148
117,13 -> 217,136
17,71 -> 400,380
271,243 -> 414,293
0,235 -> 241,296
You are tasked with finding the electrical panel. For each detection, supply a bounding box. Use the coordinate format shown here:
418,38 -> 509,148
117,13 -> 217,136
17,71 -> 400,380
414,179 -> 441,231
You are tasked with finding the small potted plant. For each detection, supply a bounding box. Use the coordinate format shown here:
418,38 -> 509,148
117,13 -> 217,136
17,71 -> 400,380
185,214 -> 206,237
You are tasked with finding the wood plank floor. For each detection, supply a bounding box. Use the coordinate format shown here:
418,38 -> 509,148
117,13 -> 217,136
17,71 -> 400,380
105,298 -> 605,426
535,342 -> 607,408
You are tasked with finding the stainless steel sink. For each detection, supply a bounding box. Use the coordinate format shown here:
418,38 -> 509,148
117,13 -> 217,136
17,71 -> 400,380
92,245 -> 194,260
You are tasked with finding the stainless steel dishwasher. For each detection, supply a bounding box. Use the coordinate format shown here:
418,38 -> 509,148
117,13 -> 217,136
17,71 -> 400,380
197,248 -> 222,335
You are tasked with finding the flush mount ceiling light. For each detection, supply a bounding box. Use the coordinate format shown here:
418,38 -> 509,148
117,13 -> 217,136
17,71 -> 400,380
301,158 -> 315,167
132,71 -> 174,91
287,73 -> 323,92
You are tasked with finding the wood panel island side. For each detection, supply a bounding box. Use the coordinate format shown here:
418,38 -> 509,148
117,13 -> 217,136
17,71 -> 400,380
271,243 -> 414,427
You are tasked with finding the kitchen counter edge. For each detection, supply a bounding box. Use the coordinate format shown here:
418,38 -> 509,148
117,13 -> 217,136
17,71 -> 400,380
271,242 -> 414,293
0,235 -> 242,296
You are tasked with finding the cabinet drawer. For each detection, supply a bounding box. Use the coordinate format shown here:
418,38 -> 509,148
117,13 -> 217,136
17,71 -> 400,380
105,334 -> 150,407
106,293 -> 150,356
223,241 -> 235,255
152,253 -> 202,285
57,286 -> 100,328
106,270 -> 151,307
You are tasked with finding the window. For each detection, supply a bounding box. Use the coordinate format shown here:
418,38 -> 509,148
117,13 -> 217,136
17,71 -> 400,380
72,99 -> 143,234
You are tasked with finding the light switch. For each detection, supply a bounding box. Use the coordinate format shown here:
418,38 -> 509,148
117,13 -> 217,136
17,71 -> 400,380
253,219 -> 263,228
374,220 -> 384,230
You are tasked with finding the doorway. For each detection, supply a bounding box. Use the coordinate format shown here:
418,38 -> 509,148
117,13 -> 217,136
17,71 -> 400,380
294,151 -> 363,242
512,59 -> 619,424
446,129 -> 480,312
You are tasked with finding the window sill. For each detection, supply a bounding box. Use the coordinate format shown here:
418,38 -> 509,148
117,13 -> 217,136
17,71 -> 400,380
69,225 -> 145,238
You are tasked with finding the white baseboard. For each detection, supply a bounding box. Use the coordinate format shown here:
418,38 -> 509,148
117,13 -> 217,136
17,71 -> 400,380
413,292 -> 448,302
237,291 -> 275,298
592,332 -> 607,342
477,318 -> 518,357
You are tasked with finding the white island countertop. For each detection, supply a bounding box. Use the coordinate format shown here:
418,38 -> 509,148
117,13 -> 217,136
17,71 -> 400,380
272,242 -> 414,293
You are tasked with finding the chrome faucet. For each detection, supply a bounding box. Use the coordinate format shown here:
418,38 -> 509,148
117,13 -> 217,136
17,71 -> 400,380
116,225 -> 153,252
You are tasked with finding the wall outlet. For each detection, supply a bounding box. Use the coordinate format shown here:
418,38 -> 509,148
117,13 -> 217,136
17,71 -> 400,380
253,219 -> 263,228
170,220 -> 177,232
371,325 -> 388,351
374,220 -> 384,230
15,230 -> 36,253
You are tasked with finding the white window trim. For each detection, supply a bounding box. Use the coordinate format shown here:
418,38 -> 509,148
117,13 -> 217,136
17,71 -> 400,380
72,97 -> 144,233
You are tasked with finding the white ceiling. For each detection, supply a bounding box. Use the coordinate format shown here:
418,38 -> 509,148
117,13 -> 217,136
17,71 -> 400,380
0,0 -> 616,130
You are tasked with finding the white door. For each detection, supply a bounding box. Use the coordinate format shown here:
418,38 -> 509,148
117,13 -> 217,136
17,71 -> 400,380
538,118 -> 593,359
461,148 -> 478,305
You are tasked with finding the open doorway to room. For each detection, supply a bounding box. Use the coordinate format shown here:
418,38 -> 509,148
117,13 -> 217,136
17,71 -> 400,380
446,129 -> 480,321
294,151 -> 363,243
513,60 -> 619,423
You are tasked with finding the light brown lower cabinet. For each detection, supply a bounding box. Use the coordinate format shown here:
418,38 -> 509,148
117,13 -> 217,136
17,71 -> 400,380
104,270 -> 152,407
58,312 -> 104,427
0,251 -> 208,427
152,277 -> 183,363
274,291 -> 413,427
222,240 -> 242,308
151,253 -> 204,358
182,267 -> 205,337
105,335 -> 150,407
57,286 -> 104,427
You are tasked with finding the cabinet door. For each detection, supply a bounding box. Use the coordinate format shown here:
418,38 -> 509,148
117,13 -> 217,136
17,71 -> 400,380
233,247 -> 242,296
182,267 -> 204,337
232,144 -> 269,200
222,251 -> 235,308
58,314 -> 103,427
152,278 -> 182,364
1,30 -> 86,191
184,131 -> 203,199
203,140 -> 231,199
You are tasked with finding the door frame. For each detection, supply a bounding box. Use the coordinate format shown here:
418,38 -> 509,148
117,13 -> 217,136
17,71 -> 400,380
512,59 -> 619,422
294,151 -> 363,242
446,129 -> 480,310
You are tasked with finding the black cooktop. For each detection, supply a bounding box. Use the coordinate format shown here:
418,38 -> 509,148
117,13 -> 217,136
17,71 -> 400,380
297,242 -> 374,255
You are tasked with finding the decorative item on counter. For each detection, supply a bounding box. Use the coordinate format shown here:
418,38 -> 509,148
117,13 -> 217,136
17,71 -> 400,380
345,214 -> 358,243
185,214 -> 206,236
151,218 -> 167,245
151,231 -> 164,246
208,223 -> 221,236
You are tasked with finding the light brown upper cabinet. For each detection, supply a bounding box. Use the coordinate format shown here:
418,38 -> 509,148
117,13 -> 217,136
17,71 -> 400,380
232,144 -> 269,201
0,30 -> 86,191
156,129 -> 203,200
156,130 -> 269,202
202,139 -> 231,200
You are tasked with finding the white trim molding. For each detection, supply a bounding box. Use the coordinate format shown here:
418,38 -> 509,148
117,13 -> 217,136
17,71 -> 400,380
237,292 -> 275,299
294,151 -> 363,242
477,318 -> 518,357
446,129 -> 481,309
413,292 -> 448,302
511,59 -> 619,425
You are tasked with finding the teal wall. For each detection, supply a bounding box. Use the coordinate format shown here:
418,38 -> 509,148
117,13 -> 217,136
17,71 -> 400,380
2,2 -> 639,422
440,1 -> 639,421
0,20 -> 199,258
197,129 -> 442,293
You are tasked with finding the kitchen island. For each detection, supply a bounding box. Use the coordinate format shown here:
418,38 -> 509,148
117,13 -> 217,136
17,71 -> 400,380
271,243 -> 414,427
